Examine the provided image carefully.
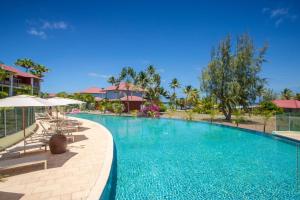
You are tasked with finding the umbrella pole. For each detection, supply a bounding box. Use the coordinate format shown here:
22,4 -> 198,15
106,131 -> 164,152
22,107 -> 26,154
56,107 -> 58,131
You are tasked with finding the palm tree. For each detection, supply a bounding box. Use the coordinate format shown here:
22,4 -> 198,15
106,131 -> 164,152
187,88 -> 199,106
15,58 -> 35,72
135,71 -> 148,88
183,85 -> 192,95
281,88 -> 294,100
107,76 -> 117,85
118,67 -> 136,112
30,64 -> 49,78
169,78 -> 180,108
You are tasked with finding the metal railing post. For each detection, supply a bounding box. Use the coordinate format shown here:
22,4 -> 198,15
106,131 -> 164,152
4,109 -> 6,136
289,113 -> 291,132
15,108 -> 18,132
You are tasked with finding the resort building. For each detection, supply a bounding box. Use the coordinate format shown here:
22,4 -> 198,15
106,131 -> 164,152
80,82 -> 146,112
273,100 -> 300,113
0,64 -> 41,96
80,87 -> 106,101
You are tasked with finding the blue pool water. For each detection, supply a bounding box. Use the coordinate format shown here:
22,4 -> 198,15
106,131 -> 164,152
73,113 -> 300,199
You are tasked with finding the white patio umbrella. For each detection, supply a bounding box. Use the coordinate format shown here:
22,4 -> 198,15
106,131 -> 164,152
47,97 -> 85,105
47,97 -> 85,118
0,95 -> 65,153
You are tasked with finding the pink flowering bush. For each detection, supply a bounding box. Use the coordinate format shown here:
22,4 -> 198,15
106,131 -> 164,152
140,103 -> 160,118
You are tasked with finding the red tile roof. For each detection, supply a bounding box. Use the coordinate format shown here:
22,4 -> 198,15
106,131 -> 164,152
120,95 -> 145,102
105,82 -> 145,92
272,100 -> 300,109
0,64 -> 40,79
80,87 -> 106,94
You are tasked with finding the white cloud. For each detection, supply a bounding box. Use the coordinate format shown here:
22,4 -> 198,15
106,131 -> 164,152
262,7 -> 297,27
27,28 -> 47,39
42,21 -> 68,30
26,19 -> 70,39
270,8 -> 289,18
88,72 -> 111,79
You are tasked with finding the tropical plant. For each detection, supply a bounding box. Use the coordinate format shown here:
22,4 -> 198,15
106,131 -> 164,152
201,34 -> 267,120
40,92 -> 49,98
15,58 -> 35,72
0,91 -> 8,99
30,63 -> 49,78
186,88 -> 200,107
56,92 -> 69,98
111,101 -> 125,115
208,107 -> 218,123
107,76 -> 117,85
0,65 -> 12,94
257,101 -> 282,132
185,110 -> 194,121
97,100 -> 108,113
233,109 -> 245,127
158,102 -> 167,112
281,88 -> 294,100
169,78 -> 180,107
176,98 -> 186,110
130,109 -> 139,117
141,102 -> 160,117
261,88 -> 277,102
135,65 -> 168,102
118,67 -> 136,112
295,93 -> 300,101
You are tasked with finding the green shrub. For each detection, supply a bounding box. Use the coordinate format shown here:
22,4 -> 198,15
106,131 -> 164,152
233,110 -> 245,127
130,109 -> 139,116
0,91 -> 8,99
112,102 -> 125,115
158,103 -> 167,112
185,110 -> 194,121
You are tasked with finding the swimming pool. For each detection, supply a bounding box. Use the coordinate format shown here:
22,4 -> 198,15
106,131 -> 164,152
73,113 -> 300,199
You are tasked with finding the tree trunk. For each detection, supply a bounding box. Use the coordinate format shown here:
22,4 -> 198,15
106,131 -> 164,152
221,106 -> 232,121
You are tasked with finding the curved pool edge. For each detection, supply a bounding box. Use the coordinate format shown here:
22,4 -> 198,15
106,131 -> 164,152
79,112 -> 300,146
69,116 -> 114,200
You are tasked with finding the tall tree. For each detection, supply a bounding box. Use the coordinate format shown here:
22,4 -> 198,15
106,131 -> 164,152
281,88 -> 294,100
135,65 -> 168,102
169,78 -> 180,107
118,67 -> 136,112
201,34 -> 267,120
261,88 -> 277,102
295,93 -> 300,101
30,63 -> 49,78
107,76 -> 117,85
15,58 -> 35,72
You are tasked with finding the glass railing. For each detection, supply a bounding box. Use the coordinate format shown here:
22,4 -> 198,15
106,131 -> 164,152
276,113 -> 300,132
0,107 -> 35,138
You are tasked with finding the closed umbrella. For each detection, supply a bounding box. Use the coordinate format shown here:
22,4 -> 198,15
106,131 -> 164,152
0,95 -> 65,153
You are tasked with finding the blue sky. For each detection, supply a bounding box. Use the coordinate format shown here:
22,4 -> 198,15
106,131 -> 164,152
1,0 -> 299,96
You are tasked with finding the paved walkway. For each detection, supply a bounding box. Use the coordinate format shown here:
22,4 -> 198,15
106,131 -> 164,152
0,117 -> 113,200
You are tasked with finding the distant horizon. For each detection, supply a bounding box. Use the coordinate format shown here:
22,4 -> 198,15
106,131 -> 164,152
1,0 -> 300,96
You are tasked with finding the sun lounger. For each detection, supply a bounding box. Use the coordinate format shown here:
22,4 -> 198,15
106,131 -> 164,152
0,154 -> 47,171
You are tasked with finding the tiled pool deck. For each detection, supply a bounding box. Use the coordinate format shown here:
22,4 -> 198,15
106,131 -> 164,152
0,117 -> 113,200
273,131 -> 300,142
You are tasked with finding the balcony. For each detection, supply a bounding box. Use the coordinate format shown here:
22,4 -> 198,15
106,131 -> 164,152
0,80 -> 39,89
